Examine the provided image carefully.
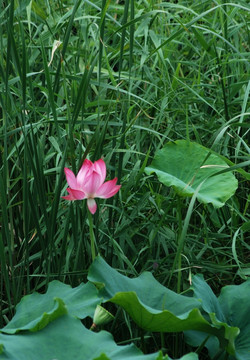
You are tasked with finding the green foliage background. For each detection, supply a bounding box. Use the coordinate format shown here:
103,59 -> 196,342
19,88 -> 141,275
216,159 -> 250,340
0,0 -> 249,358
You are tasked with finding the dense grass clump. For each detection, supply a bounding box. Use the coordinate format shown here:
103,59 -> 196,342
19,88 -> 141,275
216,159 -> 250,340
0,0 -> 249,358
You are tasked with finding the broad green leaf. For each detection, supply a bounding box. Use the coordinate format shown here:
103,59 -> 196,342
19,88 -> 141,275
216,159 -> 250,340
0,315 -> 167,360
1,297 -> 67,334
93,354 -> 199,360
88,257 -> 201,315
186,275 -> 250,359
190,275 -> 225,321
110,291 -> 216,333
1,281 -> 101,334
219,280 -> 250,360
145,140 -> 238,208
88,256 -> 237,349
175,356 -> 199,360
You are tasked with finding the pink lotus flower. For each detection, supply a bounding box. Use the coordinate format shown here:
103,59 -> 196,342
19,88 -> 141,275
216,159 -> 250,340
62,159 -> 121,214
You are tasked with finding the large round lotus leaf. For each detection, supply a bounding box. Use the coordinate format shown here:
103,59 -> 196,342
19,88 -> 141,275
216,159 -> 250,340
0,315 -> 167,360
186,275 -> 250,359
145,140 -> 238,208
1,281 -> 101,334
88,256 -> 238,351
219,280 -> 250,360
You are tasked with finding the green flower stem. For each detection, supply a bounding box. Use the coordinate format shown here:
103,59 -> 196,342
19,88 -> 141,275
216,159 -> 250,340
88,210 -> 96,261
